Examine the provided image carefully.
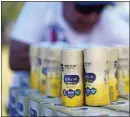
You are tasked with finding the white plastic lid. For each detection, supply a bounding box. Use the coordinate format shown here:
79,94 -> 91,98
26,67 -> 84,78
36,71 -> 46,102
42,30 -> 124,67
84,46 -> 108,62
61,47 -> 83,64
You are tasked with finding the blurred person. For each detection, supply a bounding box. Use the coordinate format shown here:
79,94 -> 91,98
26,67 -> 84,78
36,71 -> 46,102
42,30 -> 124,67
7,1 -> 129,112
114,2 -> 129,22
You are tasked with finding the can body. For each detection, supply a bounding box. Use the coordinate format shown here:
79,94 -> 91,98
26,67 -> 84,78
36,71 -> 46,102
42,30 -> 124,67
84,47 -> 110,106
108,47 -> 118,102
30,63 -> 39,90
116,45 -> 129,99
46,60 -> 61,97
61,48 -> 84,107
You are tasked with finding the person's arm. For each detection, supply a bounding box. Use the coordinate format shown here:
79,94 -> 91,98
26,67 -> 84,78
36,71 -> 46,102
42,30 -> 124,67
9,39 -> 30,71
9,2 -> 49,71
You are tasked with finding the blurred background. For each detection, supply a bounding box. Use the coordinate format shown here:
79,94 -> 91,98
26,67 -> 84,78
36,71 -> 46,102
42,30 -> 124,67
1,1 -> 129,116
2,2 -> 24,116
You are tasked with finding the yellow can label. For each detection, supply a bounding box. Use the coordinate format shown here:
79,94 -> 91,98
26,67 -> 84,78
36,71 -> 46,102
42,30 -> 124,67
61,63 -> 84,107
85,72 -> 110,106
117,69 -> 129,96
30,66 -> 39,90
46,72 -> 61,97
39,67 -> 47,95
108,75 -> 118,102
61,74 -> 84,107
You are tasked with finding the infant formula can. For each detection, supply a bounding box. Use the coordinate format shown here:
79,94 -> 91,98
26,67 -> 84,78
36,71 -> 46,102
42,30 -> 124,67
38,42 -> 51,95
61,47 -> 84,107
16,89 -> 38,116
108,47 -> 118,102
46,43 -> 64,97
9,88 -> 21,116
116,45 -> 129,99
84,46 -> 110,106
29,43 -> 40,90
20,72 -> 30,88
105,98 -> 129,113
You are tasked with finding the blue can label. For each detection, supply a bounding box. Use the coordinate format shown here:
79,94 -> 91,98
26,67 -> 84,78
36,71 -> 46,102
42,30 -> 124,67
85,73 -> 96,83
42,68 -> 47,75
30,108 -> 37,116
67,89 -> 75,98
64,75 -> 79,85
86,87 -> 91,96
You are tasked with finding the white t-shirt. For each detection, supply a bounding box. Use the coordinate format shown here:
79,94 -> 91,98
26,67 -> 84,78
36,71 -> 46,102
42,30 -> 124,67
11,2 -> 129,45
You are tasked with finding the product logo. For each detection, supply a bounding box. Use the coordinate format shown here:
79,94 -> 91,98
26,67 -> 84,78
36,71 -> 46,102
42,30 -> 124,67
85,73 -> 96,83
55,103 -> 62,106
91,88 -> 97,95
75,89 -> 81,96
42,68 -> 47,75
17,102 -> 23,112
63,89 -> 67,96
86,87 -> 91,96
86,87 -> 97,96
10,96 -> 15,104
67,89 -> 75,98
30,108 -> 37,116
80,108 -> 88,110
64,75 -> 79,84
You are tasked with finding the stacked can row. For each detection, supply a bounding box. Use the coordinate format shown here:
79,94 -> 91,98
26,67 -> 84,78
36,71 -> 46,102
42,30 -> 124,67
9,88 -> 129,116
29,42 -> 129,107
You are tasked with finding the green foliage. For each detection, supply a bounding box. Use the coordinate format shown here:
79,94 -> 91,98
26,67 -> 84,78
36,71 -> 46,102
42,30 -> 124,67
2,1 -> 24,22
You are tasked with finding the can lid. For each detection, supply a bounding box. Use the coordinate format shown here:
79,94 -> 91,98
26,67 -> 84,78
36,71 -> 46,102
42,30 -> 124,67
84,46 -> 108,62
38,42 -> 52,59
61,47 -> 83,64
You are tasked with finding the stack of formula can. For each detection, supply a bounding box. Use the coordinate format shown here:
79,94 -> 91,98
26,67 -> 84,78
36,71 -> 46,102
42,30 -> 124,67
8,43 -> 129,116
